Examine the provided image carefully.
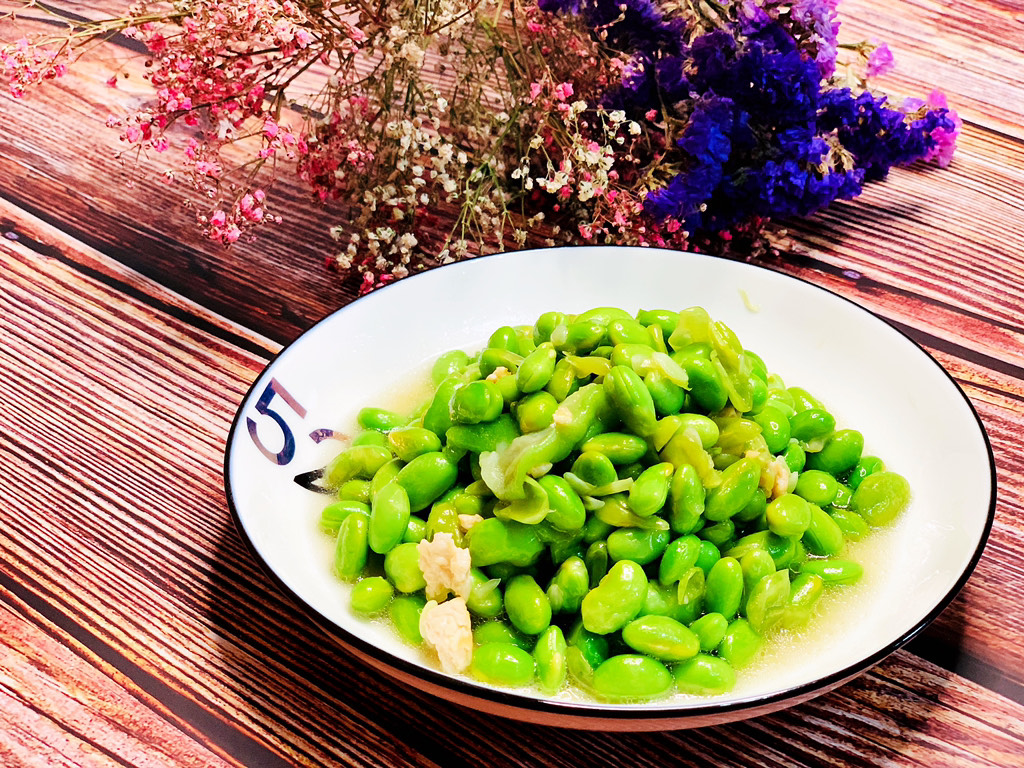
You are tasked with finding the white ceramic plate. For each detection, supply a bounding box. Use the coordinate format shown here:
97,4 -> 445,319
224,246 -> 994,730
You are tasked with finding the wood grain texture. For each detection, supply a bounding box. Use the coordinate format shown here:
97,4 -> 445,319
2,1 -> 1023,765
1,2 -> 1023,342
1,215 -> 1022,767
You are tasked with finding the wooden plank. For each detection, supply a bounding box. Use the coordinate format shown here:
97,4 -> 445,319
1,6 -> 1023,345
0,590 -> 240,768
840,0 -> 1024,139
1,212 -> 1023,767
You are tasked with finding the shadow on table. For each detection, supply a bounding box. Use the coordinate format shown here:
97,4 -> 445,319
203,519 -> 955,768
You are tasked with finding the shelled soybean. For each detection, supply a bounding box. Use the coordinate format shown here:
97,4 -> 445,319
319,306 -> 911,700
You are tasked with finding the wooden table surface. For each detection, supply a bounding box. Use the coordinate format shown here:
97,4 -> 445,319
2,1 -> 1022,765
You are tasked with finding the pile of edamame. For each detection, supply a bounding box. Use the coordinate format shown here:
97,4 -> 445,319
320,306 -> 911,701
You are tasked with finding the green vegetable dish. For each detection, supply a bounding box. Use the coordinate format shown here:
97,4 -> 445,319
319,306 -> 911,701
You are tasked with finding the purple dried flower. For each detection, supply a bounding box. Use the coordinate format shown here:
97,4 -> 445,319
867,42 -> 895,77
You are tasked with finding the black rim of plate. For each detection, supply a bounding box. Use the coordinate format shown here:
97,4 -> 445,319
223,245 -> 997,722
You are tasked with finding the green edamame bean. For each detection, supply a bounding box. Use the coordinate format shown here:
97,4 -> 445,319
533,626 -> 568,694
325,445 -> 393,488
798,558 -> 863,585
795,469 -> 839,507
803,503 -> 846,556
389,594 -> 426,645
517,342 -> 558,393
699,519 -> 735,549
675,566 -> 706,625
607,528 -> 671,565
320,499 -> 370,535
592,655 -> 673,700
674,654 -> 736,695
470,643 -> 536,686
566,647 -> 597,690
350,430 -> 392,447
848,455 -> 885,490
338,479 -> 372,504
582,559 -> 649,634
604,365 -> 658,437
765,531 -> 800,569
515,391 -> 558,433
621,616 -> 700,661
387,426 -> 442,462
466,568 -> 504,618
431,349 -> 471,384
725,529 -> 768,558
718,619 -> 760,667
536,474 -> 586,532
450,380 -> 504,424
607,318 -> 652,346
383,541 -> 426,593
369,482 -> 411,554
745,350 -> 768,381
689,612 -> 729,653
547,531 -> 585,569
831,482 -> 853,509
745,569 -> 791,633
645,370 -> 686,416
422,376 -> 460,437
478,347 -> 523,378
753,405 -> 790,454
784,573 -> 824,628
545,357 -> 579,402
668,464 -> 705,535
704,457 -> 762,521
629,462 -> 674,517
568,620 -> 610,669
639,582 -> 678,618
446,413 -> 520,454
787,386 -> 825,412
783,442 -> 806,472
791,539 -> 808,568
551,318 -> 607,355
674,350 -> 729,413
636,309 -> 680,336
828,507 -> 869,540
766,493 -> 812,537
584,540 -> 610,588
370,457 -> 403,497
734,488 -> 767,523
474,620 -> 533,651
807,429 -> 864,475
763,389 -> 796,417
572,451 -> 619,487
334,511 -> 370,581
740,549 -> 777,597
357,407 -> 406,432
533,311 -> 569,345
851,471 -> 911,526
395,452 -> 458,512
704,556 -> 744,619
610,343 -> 656,371
659,535 -> 701,585
425,497 -> 462,544
789,408 -> 836,441
547,556 -> 590,614
580,433 -> 648,466
350,577 -> 394,615
504,574 -> 552,635
675,414 -> 720,449
488,325 -> 522,354
467,517 -> 545,567
694,539 -> 721,575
